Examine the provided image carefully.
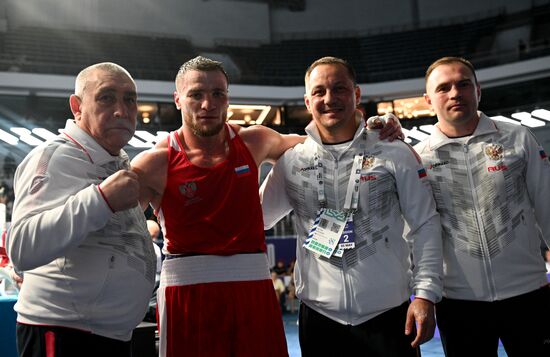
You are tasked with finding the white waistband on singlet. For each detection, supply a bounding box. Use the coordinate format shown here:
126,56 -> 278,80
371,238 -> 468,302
160,253 -> 270,287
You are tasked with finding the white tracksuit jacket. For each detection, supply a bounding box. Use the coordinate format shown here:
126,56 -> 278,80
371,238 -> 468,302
7,120 -> 156,341
415,112 -> 550,301
261,119 -> 443,325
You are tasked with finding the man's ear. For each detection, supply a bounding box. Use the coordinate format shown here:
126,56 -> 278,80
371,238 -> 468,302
69,95 -> 82,119
174,91 -> 181,110
304,94 -> 312,113
423,93 -> 432,106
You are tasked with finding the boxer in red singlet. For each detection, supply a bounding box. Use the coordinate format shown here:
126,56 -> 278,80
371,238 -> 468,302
131,56 -> 303,357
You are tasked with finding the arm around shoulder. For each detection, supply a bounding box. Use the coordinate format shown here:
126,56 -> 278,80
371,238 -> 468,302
239,125 -> 305,166
391,143 -> 443,303
259,153 -> 294,229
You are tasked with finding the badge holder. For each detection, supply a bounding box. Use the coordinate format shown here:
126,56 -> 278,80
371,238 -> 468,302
304,208 -> 347,258
333,215 -> 356,257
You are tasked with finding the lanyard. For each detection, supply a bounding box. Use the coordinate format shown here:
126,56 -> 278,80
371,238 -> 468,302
314,131 -> 367,212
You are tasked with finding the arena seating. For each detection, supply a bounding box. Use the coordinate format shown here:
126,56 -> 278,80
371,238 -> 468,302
0,4 -> 548,85
0,27 -> 194,79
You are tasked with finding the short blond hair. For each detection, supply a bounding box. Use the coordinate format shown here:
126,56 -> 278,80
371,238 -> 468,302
425,57 -> 478,84
175,56 -> 229,88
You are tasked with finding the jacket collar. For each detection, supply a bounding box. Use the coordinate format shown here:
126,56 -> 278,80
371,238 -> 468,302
305,117 -> 366,148
428,112 -> 498,151
62,119 -> 129,166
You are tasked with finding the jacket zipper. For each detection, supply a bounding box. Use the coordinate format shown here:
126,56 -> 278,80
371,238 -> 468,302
463,143 -> 498,299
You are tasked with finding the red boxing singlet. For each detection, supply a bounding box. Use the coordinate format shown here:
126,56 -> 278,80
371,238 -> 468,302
158,125 -> 266,255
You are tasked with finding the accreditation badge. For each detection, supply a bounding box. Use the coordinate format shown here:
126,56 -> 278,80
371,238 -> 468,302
304,208 -> 347,258
333,217 -> 356,257
339,217 -> 356,249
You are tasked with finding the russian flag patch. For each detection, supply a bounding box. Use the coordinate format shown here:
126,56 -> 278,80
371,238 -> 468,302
235,165 -> 251,177
540,149 -> 547,160
417,168 -> 427,178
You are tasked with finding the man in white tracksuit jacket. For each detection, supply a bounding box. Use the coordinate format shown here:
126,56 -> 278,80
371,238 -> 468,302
260,56 -> 443,357
7,63 -> 156,357
416,56 -> 550,356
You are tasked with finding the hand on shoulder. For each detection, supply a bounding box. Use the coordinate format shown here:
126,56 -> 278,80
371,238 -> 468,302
367,113 -> 404,141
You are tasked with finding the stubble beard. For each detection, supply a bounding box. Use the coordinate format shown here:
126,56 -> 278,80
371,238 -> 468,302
186,115 -> 226,137
191,121 -> 224,137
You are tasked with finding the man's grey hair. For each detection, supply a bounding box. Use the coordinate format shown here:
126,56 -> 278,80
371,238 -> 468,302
74,62 -> 135,97
175,56 -> 229,87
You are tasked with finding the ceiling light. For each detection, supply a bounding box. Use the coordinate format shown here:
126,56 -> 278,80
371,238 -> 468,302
490,115 -> 521,125
419,125 -> 435,134
520,117 -> 545,127
510,112 -> 545,127
0,129 -> 18,145
10,127 -> 44,146
133,130 -> 169,144
402,127 -> 429,142
138,104 -> 156,112
127,137 -> 154,148
531,109 -> 550,121
32,128 -> 58,141
511,112 -> 531,121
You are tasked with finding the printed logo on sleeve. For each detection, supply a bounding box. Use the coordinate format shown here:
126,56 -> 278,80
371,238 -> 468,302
417,168 -> 427,178
29,175 -> 48,194
428,160 -> 449,169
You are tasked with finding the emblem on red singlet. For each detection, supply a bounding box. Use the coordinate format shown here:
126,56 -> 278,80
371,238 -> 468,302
179,181 -> 197,198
